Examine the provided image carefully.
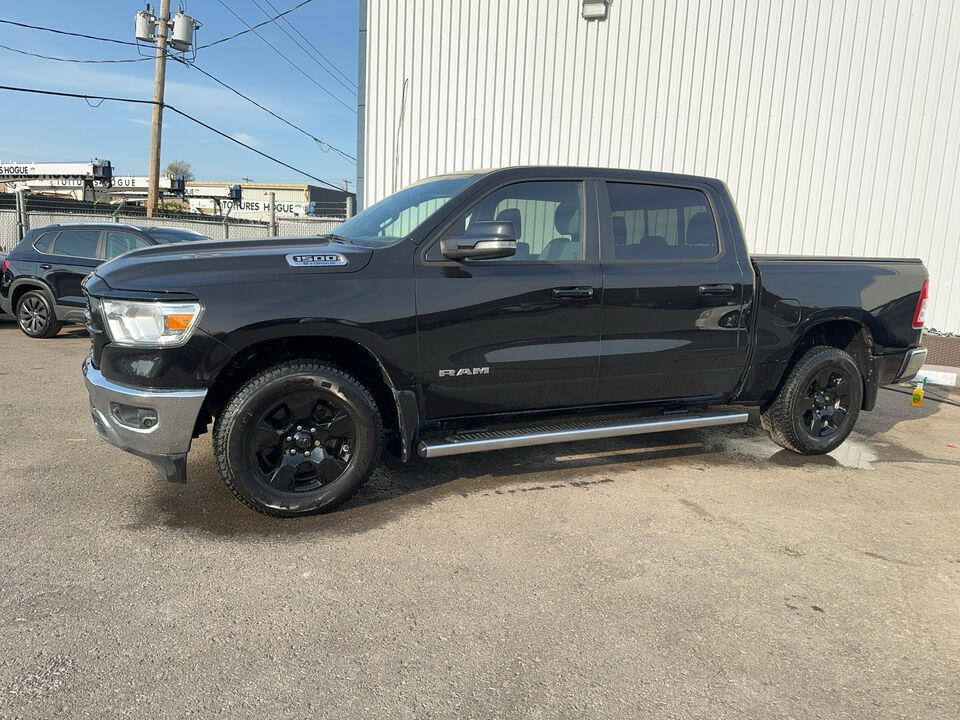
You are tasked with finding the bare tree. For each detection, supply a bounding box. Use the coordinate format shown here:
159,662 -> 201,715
165,159 -> 195,182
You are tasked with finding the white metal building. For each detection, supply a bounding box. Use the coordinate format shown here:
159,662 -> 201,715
358,0 -> 960,333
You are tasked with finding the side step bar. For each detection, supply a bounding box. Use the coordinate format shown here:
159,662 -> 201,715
417,411 -> 749,459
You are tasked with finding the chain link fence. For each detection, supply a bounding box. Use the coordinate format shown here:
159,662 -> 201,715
0,196 -> 349,253
0,210 -> 18,253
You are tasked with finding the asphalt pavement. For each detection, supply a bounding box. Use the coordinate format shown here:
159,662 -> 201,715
1,321 -> 958,719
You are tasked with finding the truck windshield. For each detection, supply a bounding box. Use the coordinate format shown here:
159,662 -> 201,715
333,176 -> 477,245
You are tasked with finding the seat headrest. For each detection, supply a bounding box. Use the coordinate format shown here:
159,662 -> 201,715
612,216 -> 627,246
686,212 -> 716,247
618,236 -> 671,260
495,208 -> 522,239
554,201 -> 580,236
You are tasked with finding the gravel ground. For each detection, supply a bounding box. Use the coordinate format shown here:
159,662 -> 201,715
1,322 -> 958,719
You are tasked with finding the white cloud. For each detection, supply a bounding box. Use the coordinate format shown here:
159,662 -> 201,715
231,133 -> 259,147
127,117 -> 168,128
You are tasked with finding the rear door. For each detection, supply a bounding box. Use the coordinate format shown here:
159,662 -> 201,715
597,181 -> 749,404
43,229 -> 103,308
416,179 -> 603,418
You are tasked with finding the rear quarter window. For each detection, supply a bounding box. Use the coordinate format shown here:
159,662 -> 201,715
32,231 -> 57,254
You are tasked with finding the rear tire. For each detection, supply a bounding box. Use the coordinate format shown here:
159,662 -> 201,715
213,359 -> 382,517
761,346 -> 862,455
16,290 -> 62,338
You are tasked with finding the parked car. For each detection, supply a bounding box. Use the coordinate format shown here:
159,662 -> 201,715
0,223 -> 210,338
81,167 -> 928,517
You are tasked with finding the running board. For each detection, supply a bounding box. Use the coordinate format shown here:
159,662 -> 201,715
417,411 -> 749,459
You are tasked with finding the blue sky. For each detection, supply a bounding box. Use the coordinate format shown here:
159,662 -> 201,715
0,0 -> 359,188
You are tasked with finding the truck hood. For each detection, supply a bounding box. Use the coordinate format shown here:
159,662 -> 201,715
92,237 -> 374,293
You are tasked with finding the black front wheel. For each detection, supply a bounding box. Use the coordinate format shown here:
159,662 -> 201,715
761,346 -> 863,455
16,290 -> 63,338
214,360 -> 383,517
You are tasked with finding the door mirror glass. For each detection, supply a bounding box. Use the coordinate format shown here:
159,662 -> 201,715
441,220 -> 517,260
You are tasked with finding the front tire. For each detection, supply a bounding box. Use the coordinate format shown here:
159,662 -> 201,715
761,346 -> 863,455
16,290 -> 62,338
213,360 -> 383,517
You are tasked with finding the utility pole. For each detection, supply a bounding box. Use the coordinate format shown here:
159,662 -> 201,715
267,192 -> 277,236
343,179 -> 352,192
146,0 -> 171,217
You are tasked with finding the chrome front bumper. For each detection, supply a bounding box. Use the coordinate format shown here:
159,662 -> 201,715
83,355 -> 207,482
897,346 -> 928,382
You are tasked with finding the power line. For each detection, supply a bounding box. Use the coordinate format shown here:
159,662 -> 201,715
198,0 -> 312,49
0,19 -> 137,46
0,84 -> 344,190
214,0 -> 356,114
249,0 -> 357,95
260,0 -> 356,90
0,43 -> 152,64
171,56 -> 356,163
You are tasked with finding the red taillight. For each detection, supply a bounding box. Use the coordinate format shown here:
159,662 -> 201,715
1,259 -> 10,276
912,279 -> 929,329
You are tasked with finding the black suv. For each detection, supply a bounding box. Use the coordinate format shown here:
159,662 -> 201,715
1,223 -> 210,338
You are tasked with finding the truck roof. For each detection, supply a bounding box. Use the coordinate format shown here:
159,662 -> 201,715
409,165 -> 725,188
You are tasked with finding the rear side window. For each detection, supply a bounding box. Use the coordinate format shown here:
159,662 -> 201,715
105,231 -> 150,259
52,230 -> 100,259
605,183 -> 718,260
32,231 -> 56,254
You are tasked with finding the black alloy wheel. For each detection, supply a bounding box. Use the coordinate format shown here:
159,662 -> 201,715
761,345 -> 863,455
248,391 -> 356,493
796,366 -> 853,439
16,290 -> 62,338
213,360 -> 383,517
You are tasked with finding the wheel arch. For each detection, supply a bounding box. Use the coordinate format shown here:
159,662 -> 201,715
10,278 -> 55,312
764,317 -> 875,411
201,335 -> 419,461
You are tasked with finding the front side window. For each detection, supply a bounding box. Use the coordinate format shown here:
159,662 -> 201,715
51,230 -> 100,259
439,181 -> 584,262
606,183 -> 718,260
105,231 -> 150,260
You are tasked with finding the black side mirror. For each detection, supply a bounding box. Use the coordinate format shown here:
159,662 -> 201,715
440,220 -> 517,261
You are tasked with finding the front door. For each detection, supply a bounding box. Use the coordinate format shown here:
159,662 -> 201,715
596,180 -> 749,404
416,179 -> 602,419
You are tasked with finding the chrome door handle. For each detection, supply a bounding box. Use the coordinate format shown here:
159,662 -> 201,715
552,286 -> 594,299
698,283 -> 735,296
39,263 -> 53,270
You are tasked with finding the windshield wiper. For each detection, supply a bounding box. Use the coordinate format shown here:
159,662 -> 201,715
323,233 -> 353,244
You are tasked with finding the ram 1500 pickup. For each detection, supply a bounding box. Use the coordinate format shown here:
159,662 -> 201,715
81,167 -> 929,517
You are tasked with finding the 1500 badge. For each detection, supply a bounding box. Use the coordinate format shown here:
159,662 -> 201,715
286,253 -> 348,267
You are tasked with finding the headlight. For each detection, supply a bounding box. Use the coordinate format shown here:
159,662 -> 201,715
101,299 -> 203,347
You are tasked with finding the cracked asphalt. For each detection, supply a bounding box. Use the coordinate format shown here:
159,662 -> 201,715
1,322 -> 958,719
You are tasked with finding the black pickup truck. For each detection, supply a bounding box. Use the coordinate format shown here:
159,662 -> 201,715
81,167 -> 929,517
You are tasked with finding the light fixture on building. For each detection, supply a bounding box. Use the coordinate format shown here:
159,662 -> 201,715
582,0 -> 609,20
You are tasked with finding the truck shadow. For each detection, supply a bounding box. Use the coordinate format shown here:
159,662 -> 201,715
133,391 -> 950,538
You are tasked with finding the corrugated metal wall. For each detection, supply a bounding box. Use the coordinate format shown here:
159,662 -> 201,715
362,0 -> 960,332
